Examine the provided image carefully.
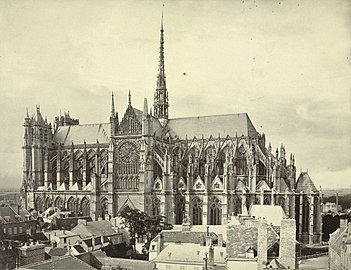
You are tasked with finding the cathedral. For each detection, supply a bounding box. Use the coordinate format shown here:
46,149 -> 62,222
21,15 -> 322,244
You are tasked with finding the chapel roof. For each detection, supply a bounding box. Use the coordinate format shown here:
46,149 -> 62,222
295,172 -> 318,193
164,113 -> 257,140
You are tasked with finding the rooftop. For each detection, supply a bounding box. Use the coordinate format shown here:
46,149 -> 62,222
164,113 -> 257,140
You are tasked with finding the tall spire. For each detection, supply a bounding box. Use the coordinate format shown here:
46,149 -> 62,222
111,91 -> 115,116
128,90 -> 132,107
154,5 -> 169,122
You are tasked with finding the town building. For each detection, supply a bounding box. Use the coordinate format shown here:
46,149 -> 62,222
0,205 -> 37,240
151,217 -> 297,270
328,219 -> 351,270
21,13 -> 322,245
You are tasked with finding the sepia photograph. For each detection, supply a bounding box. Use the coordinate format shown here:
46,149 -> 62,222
0,0 -> 350,269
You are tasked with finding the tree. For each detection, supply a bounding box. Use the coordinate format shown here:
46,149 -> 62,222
119,206 -> 173,253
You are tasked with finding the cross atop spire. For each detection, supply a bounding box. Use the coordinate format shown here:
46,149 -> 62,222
154,5 -> 169,121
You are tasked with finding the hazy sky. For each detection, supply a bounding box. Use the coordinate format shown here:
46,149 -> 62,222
0,0 -> 350,190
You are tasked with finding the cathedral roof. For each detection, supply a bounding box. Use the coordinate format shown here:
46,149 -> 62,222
295,172 -> 318,193
53,123 -> 110,146
164,113 -> 257,140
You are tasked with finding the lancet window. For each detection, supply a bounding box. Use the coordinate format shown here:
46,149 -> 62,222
209,197 -> 222,225
191,196 -> 203,225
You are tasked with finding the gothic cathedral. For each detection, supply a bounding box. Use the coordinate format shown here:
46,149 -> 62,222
21,16 -> 322,244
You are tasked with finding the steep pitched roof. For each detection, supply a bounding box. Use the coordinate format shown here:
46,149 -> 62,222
53,123 -> 110,146
295,172 -> 318,193
164,113 -> 257,140
71,220 -> 117,238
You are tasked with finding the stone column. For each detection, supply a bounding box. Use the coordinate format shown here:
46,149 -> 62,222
56,145 -> 62,187
309,194 -> 314,244
221,193 -> 228,224
44,146 -> 49,188
279,219 -> 296,269
82,150 -> 87,189
315,195 -> 322,244
202,192 -> 208,225
69,144 -> 75,187
184,191 -> 190,219
298,193 -> 303,242
289,190 -> 296,219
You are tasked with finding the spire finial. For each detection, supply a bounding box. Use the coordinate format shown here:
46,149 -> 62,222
26,107 -> 29,118
111,91 -> 115,116
153,5 -> 169,120
161,4 -> 164,31
128,90 -> 131,107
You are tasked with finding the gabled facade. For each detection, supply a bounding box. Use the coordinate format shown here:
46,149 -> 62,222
21,12 -> 322,244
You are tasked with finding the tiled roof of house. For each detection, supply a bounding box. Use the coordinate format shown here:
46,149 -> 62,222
93,250 -> 154,270
47,247 -> 68,257
153,230 -> 218,245
226,221 -> 279,258
162,113 -> 257,140
53,123 -> 110,146
19,255 -> 96,270
71,220 -> 118,238
295,172 -> 318,193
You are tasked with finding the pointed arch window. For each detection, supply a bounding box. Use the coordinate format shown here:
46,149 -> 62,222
35,196 -> 44,213
209,197 -> 222,225
175,196 -> 185,224
67,197 -> 76,213
191,197 -> 203,225
81,197 -> 90,216
54,196 -> 64,210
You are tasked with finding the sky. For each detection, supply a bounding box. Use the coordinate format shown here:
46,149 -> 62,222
0,0 -> 350,190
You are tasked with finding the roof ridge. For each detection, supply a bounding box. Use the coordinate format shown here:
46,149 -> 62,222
169,112 -> 248,121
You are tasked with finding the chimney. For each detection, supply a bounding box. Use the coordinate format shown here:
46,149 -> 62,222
257,219 -> 268,270
279,219 -> 296,270
336,193 -> 339,212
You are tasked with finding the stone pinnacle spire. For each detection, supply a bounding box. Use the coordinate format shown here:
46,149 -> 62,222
154,5 -> 169,122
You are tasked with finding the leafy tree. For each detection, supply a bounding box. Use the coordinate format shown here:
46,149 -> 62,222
119,206 -> 173,252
